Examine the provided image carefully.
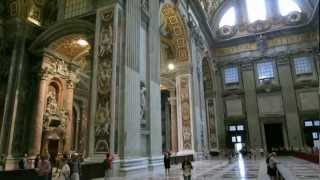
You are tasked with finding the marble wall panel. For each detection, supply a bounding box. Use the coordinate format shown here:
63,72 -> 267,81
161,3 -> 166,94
225,98 -> 243,117
297,91 -> 319,111
257,94 -> 284,115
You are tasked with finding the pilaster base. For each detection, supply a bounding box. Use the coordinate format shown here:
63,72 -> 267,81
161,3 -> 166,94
194,152 -> 205,161
4,155 -> 19,170
176,150 -> 194,156
148,156 -> 163,168
119,157 -> 148,172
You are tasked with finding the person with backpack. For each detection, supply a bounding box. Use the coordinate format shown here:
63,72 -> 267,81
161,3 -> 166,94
181,158 -> 193,180
103,152 -> 113,180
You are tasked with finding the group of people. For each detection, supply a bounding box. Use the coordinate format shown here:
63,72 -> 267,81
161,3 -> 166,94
16,152 -> 82,180
163,151 -> 193,180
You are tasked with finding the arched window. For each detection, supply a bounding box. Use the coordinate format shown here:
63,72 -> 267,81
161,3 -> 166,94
278,0 -> 301,16
245,0 -> 267,23
219,7 -> 236,27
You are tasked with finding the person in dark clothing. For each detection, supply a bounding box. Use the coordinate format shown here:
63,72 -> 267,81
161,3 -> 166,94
34,154 -> 41,168
163,151 -> 171,176
70,153 -> 80,180
181,158 -> 193,180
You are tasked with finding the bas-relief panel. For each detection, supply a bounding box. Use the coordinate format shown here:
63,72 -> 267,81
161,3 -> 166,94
298,91 -> 319,111
94,10 -> 114,153
206,98 -> 218,150
225,98 -> 243,117
257,94 -> 284,116
213,32 -> 319,57
178,75 -> 193,150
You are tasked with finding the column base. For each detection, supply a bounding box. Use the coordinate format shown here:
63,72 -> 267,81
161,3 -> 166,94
119,157 -> 148,172
176,150 -> 194,156
148,156 -> 163,168
4,155 -> 19,170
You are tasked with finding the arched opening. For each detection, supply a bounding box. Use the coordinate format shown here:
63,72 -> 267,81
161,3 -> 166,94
29,20 -> 94,157
219,7 -> 236,27
160,3 -> 194,159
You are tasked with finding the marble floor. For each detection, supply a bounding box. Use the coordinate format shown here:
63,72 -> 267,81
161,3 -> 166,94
92,156 -> 320,180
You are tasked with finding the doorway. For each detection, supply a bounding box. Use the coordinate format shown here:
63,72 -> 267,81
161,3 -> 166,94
264,123 -> 284,152
48,140 -> 59,164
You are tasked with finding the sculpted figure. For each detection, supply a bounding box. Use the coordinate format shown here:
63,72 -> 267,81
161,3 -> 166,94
140,83 -> 146,120
99,25 -> 113,58
46,88 -> 58,114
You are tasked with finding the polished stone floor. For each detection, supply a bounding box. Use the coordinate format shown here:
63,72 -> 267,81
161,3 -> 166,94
92,156 -> 320,180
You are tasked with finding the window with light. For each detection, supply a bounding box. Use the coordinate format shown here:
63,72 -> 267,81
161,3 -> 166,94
245,0 -> 267,22
219,7 -> 236,27
294,56 -> 313,75
278,0 -> 301,16
224,67 -> 239,84
257,61 -> 274,80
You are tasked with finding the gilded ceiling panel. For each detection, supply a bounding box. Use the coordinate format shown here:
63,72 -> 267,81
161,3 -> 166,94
161,4 -> 189,62
48,34 -> 90,59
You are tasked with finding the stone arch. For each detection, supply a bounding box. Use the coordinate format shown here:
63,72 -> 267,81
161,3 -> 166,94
160,3 -> 190,62
29,19 -> 94,54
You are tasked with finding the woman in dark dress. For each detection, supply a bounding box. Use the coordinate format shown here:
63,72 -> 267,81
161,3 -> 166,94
163,151 -> 171,176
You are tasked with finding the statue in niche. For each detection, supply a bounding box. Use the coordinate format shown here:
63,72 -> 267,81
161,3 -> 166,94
46,86 -> 58,114
140,82 -> 146,121
141,0 -> 148,11
256,34 -> 267,52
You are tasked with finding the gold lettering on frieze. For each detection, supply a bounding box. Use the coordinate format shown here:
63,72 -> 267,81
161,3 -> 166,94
214,43 -> 256,56
268,32 -> 317,48
214,32 -> 318,56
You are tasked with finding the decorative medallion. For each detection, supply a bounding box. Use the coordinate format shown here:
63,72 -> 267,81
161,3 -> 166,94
247,20 -> 272,33
217,25 -> 237,39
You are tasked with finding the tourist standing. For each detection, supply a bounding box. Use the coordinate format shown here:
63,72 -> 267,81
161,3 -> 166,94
34,154 -> 41,168
0,154 -> 5,170
267,152 -> 278,180
36,155 -> 52,180
181,158 -> 193,180
19,153 -> 28,169
103,152 -> 113,180
58,156 -> 70,180
164,151 -> 171,176
70,153 -> 81,180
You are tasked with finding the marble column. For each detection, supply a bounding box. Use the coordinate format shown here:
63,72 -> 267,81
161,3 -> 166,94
0,23 -> 27,162
117,0 -> 149,171
277,57 -> 303,149
147,0 -> 163,167
241,63 -> 262,149
214,67 -> 226,149
64,81 -> 74,152
169,90 -> 178,153
30,73 -> 48,156
5,30 -> 26,159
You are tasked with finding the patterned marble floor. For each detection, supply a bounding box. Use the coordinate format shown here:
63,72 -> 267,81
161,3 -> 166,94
92,156 -> 320,180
